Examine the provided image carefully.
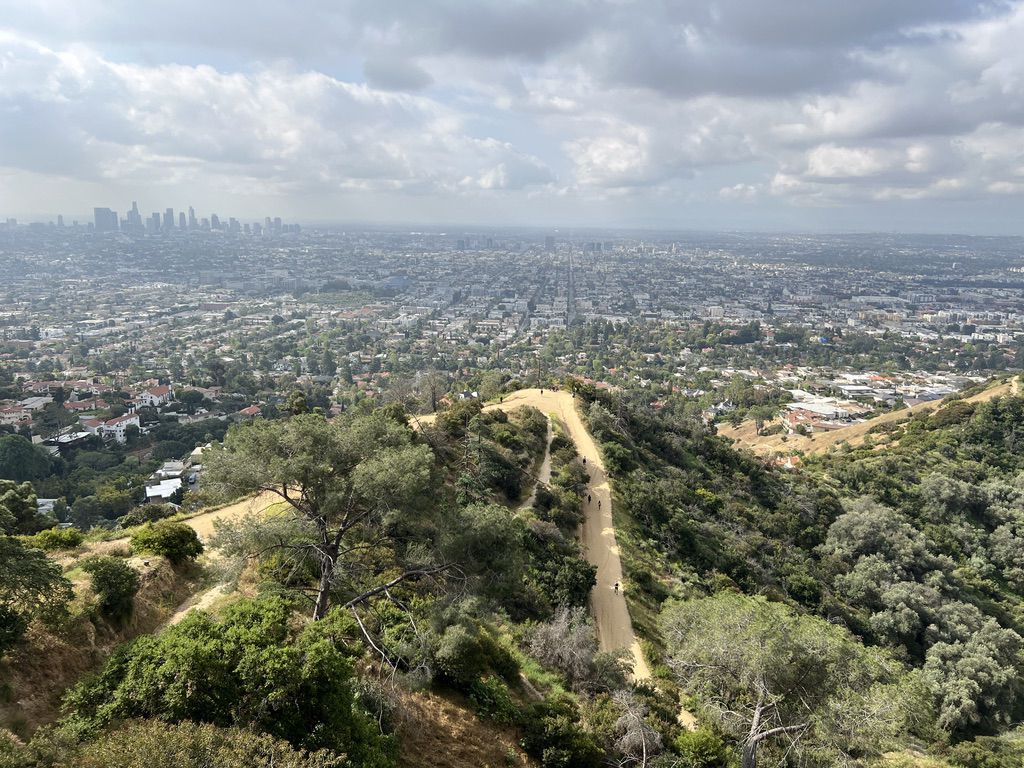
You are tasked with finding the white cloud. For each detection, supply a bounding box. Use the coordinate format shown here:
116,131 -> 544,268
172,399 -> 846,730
4,1 -> 1024,231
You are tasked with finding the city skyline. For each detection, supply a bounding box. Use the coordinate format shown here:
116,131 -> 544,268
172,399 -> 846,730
3,2 -> 1024,235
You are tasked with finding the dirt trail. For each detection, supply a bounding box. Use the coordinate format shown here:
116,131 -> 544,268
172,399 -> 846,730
162,491 -> 280,626
517,418 -> 553,512
180,490 -> 279,540
483,389 -> 650,680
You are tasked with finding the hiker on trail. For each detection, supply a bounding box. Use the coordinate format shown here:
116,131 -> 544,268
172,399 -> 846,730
587,494 -> 591,504
597,500 -> 601,509
582,456 -> 586,465
614,581 -> 619,594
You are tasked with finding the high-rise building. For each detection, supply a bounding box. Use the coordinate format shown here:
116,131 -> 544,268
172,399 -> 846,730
210,213 -> 220,230
56,215 -> 64,228
124,201 -> 143,232
164,208 -> 174,229
179,212 -> 187,229
148,213 -> 161,233
188,206 -> 197,231
94,207 -> 118,232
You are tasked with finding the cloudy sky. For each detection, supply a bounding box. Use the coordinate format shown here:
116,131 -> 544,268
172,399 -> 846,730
2,0 -> 1024,233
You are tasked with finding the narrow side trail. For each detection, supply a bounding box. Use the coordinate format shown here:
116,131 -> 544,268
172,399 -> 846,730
517,418 -> 553,512
484,389 -> 651,680
163,491 -> 280,626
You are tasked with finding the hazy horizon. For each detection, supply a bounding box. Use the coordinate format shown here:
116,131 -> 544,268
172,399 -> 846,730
4,1 -> 1024,235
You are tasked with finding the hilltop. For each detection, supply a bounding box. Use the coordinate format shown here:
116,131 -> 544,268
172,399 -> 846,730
718,376 -> 1019,457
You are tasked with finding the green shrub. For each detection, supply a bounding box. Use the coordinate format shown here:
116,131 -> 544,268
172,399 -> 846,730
80,556 -> 140,619
468,677 -> 519,724
24,527 -> 84,551
118,502 -> 177,528
672,728 -> 731,767
62,598 -> 389,761
520,697 -> 603,768
68,719 -> 345,767
434,624 -> 488,687
130,521 -> 203,564
947,736 -> 1024,768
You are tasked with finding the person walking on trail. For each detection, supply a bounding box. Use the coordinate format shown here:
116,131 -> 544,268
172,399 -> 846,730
582,456 -> 586,465
597,500 -> 601,509
587,494 -> 592,504
614,581 -> 619,594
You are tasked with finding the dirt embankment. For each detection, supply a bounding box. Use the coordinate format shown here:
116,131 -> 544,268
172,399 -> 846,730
0,491 -> 282,737
0,558 -> 195,736
395,688 -> 533,768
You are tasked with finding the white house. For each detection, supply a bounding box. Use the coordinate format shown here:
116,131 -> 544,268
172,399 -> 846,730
139,384 -> 175,408
102,413 -> 141,443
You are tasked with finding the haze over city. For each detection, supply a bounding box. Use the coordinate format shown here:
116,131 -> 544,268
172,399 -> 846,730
4,0 -> 1024,233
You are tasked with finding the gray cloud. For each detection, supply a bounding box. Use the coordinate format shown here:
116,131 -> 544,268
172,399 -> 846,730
2,1 -> 1024,231
363,58 -> 434,92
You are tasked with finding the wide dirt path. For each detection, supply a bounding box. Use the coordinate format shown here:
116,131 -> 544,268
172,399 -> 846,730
163,491 -> 280,626
485,389 -> 651,680
180,490 -> 279,540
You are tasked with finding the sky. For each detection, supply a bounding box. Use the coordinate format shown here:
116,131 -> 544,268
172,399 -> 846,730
2,0 -> 1024,233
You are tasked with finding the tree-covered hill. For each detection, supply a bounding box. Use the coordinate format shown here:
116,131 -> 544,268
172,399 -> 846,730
580,382 -> 1024,766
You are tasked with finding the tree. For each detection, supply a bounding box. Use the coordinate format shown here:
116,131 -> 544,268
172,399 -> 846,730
320,349 -> 337,376
70,495 -> 107,530
285,389 -> 309,416
0,434 -> 53,482
923,618 -> 1023,734
661,593 -> 926,768
131,521 -> 203,565
32,401 -> 77,438
0,481 -> 72,654
0,479 -> 50,534
530,606 -> 629,695
204,413 -> 439,621
81,555 -> 140,619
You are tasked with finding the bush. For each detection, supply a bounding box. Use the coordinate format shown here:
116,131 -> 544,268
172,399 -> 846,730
24,527 -> 84,551
468,677 -> 519,724
434,624 -> 488,688
130,521 -> 203,565
118,503 -> 177,528
672,728 -> 731,767
80,556 -> 140,619
62,598 -> 388,760
947,736 -> 1024,768
73,721 -> 344,768
520,697 -> 603,768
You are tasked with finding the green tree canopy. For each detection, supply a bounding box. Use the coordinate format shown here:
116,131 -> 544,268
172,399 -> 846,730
0,434 -> 53,483
661,593 -> 929,768
0,480 -> 73,654
62,596 -> 393,763
204,413 -> 438,620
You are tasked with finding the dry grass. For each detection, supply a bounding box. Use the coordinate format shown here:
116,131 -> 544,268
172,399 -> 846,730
719,379 -> 1016,457
393,687 -> 535,768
